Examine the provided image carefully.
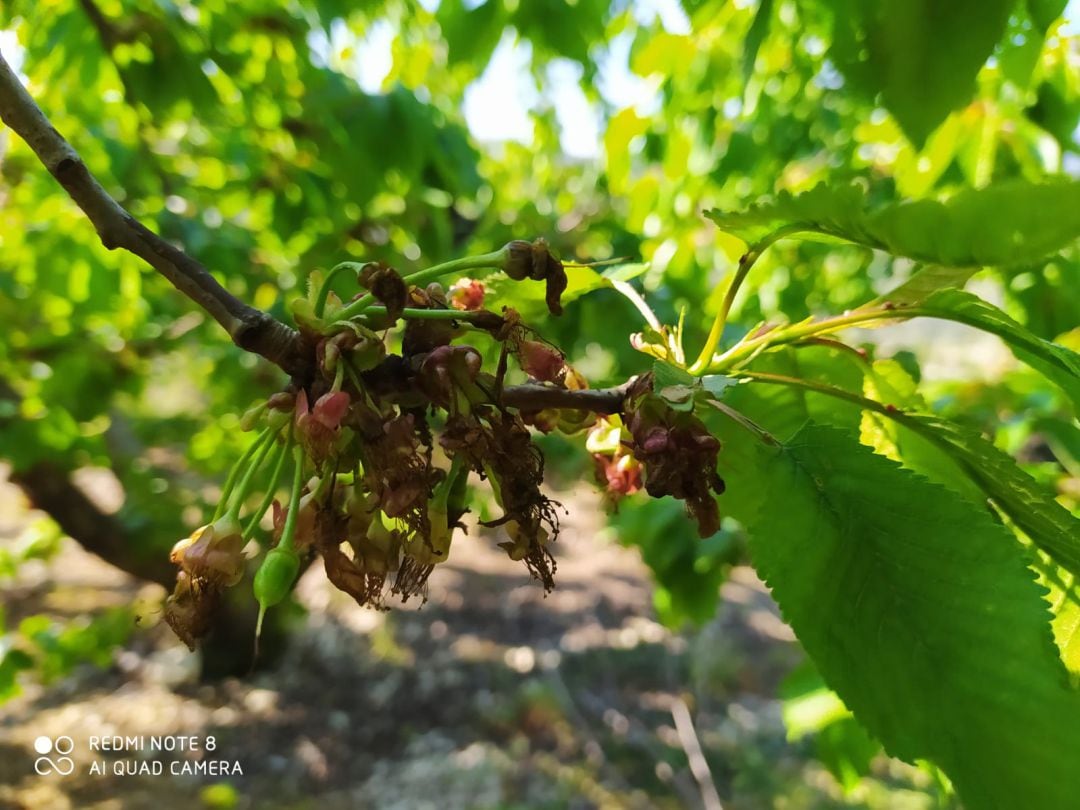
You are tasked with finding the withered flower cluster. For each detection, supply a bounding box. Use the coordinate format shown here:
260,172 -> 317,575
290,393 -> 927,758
163,239 -> 729,648
166,241 -> 574,646
621,375 -> 726,537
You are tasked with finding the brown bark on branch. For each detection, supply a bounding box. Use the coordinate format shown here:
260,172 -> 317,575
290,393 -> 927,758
0,52 -> 307,377
0,379 -> 174,585
10,462 -> 175,586
500,381 -> 633,414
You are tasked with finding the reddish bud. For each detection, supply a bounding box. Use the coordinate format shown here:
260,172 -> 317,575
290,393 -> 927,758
641,426 -> 670,454
449,278 -> 485,311
267,392 -> 295,411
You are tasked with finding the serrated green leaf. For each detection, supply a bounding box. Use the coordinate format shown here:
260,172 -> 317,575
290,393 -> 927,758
717,362 -> 1080,578
850,284 -> 1080,410
899,413 -> 1080,578
1047,573 -> 1080,681
720,345 -> 864,442
915,289 -> 1080,410
706,180 -> 1080,266
869,265 -> 977,307
437,0 -> 507,70
749,423 -> 1080,809
859,360 -> 986,502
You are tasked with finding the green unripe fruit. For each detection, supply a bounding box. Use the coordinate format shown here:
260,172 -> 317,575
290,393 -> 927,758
254,547 -> 301,610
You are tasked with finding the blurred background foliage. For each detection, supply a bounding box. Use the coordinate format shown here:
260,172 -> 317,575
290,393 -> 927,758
0,0 -> 1078,804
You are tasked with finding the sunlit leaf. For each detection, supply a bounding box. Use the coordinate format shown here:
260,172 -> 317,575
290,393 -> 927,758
828,0 -> 1013,146
706,180 -> 1080,266
749,423 -> 1080,810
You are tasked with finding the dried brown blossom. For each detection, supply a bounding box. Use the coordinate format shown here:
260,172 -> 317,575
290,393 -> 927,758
359,261 -> 407,322
623,375 -> 725,537
504,238 -> 568,316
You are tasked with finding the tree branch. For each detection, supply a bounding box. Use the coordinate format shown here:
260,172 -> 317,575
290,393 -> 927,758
0,379 -> 173,585
500,381 -> 633,414
10,461 -> 175,586
0,51 -> 307,377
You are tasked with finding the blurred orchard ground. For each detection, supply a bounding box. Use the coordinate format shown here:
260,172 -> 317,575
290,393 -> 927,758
1,0 -> 1078,807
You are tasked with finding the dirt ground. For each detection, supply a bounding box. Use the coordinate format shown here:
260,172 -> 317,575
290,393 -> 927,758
0,470 -> 938,810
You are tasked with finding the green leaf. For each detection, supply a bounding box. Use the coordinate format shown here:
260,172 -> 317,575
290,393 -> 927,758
869,265 -> 977,308
482,265 -> 607,318
1027,0 -> 1069,31
652,360 -> 696,390
483,263 -> 649,320
1045,569 -> 1080,682
717,361 -> 1080,578
914,289 -> 1080,410
584,420 -> 622,455
658,384 -> 696,411
858,360 -> 986,503
511,0 -> 607,67
749,423 -> 1080,809
850,282 -> 1080,410
721,345 -> 864,442
0,645 -> 34,702
438,0 -> 507,70
601,262 -> 649,283
700,374 -> 736,398
898,414 -> 1080,578
609,495 -> 736,626
828,0 -> 1013,146
706,180 -> 1080,266
699,402 -> 775,528
741,0 -> 774,83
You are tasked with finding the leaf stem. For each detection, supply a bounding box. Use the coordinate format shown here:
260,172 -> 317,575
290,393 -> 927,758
336,248 -> 509,321
223,426 -> 282,523
707,306 -> 930,373
242,433 -> 293,542
611,278 -> 662,331
732,369 -> 895,413
278,445 -> 307,553
688,224 -> 804,374
703,398 -> 779,446
213,426 -> 273,521
315,262 -> 365,318
359,306 -> 488,322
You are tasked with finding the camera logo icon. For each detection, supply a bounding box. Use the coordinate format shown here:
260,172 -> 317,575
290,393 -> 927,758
33,735 -> 75,776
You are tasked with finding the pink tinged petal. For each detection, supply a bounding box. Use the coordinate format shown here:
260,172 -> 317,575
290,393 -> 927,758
313,391 -> 350,429
295,388 -> 311,423
519,340 -> 565,383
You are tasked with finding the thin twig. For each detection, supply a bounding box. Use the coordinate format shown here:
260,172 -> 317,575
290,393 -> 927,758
669,697 -> 724,810
0,52 -> 307,377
